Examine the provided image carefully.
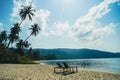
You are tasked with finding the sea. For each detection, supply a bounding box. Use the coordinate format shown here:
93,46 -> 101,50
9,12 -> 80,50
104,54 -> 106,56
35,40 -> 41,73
40,58 -> 120,74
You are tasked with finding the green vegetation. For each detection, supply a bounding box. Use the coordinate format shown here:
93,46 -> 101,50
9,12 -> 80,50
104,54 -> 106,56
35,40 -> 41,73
0,5 -> 56,64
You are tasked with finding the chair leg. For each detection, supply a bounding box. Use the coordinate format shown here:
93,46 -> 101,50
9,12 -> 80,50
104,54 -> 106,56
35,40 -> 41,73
71,68 -> 73,72
76,67 -> 78,72
63,68 -> 65,73
69,68 -> 71,72
54,67 -> 56,73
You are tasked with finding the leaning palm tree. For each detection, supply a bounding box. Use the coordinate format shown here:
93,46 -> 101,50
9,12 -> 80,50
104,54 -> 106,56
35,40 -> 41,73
25,23 -> 41,41
19,5 -> 35,26
7,23 -> 21,47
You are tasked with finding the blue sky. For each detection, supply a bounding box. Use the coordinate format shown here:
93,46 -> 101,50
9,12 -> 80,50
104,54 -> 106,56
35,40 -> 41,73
0,0 -> 120,52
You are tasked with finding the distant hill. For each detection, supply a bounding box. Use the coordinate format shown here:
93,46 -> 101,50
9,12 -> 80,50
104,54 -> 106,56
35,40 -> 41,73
34,48 -> 120,59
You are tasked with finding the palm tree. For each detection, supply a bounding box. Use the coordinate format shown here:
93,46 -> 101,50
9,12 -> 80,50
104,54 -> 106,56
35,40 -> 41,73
11,23 -> 21,35
8,33 -> 19,47
7,23 -> 21,47
25,23 -> 41,41
16,39 -> 30,56
16,39 -> 30,49
19,5 -> 35,26
0,31 -> 7,46
24,41 -> 31,48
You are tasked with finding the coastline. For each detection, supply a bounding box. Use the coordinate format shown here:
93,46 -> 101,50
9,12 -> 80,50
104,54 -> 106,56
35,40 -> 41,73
0,64 -> 120,80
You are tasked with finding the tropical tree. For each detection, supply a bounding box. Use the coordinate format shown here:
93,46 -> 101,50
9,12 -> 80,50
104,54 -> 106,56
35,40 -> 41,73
16,39 -> 30,49
19,5 -> 35,26
25,47 -> 33,59
7,23 -> 21,47
25,23 -> 41,41
16,39 -> 24,49
15,39 -> 31,56
0,31 -> 7,47
10,23 -> 21,35
8,34 -> 19,47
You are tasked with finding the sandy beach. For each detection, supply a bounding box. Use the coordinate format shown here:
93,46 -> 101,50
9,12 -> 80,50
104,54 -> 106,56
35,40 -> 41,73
0,64 -> 120,80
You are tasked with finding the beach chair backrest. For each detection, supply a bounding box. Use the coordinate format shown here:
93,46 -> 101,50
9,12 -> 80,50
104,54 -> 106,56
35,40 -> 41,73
56,63 -> 62,67
63,62 -> 69,68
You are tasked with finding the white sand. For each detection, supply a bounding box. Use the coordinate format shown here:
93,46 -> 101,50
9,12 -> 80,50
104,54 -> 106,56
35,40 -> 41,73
0,64 -> 120,80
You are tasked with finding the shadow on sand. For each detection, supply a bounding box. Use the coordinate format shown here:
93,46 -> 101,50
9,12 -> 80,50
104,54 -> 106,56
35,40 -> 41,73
55,71 -> 76,76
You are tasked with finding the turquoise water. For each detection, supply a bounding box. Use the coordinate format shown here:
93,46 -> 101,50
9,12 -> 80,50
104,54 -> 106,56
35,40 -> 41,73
40,58 -> 120,74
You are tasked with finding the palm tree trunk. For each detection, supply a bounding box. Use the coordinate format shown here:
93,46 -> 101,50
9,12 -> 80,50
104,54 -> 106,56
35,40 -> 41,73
19,19 -> 24,27
24,33 -> 32,42
7,41 -> 11,48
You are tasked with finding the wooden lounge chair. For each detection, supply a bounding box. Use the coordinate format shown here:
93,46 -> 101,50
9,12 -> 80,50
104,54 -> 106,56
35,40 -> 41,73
54,63 -> 71,73
63,62 -> 78,72
54,63 -> 78,73
54,63 -> 63,73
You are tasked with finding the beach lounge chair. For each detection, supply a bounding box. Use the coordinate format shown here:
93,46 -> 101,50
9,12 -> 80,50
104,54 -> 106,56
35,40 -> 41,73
54,63 -> 64,73
54,63 -> 71,73
63,62 -> 78,72
54,63 -> 78,73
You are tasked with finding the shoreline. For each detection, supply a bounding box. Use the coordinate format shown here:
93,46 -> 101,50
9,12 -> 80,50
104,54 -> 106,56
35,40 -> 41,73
0,64 -> 120,80
78,68 -> 120,75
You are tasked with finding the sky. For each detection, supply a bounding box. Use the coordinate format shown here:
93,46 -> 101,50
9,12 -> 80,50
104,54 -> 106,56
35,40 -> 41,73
0,0 -> 120,52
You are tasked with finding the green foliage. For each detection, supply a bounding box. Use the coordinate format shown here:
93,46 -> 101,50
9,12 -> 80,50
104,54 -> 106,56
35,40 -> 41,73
0,47 -> 37,64
19,5 -> 35,21
44,54 -> 57,60
0,31 -> 7,48
0,47 -> 14,63
25,49 -> 57,60
15,56 -> 37,64
7,23 -> 21,47
0,31 -> 7,45
13,48 -> 24,56
25,49 -> 43,60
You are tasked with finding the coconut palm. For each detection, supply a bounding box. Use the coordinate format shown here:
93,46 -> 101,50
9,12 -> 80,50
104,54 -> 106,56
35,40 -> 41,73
0,31 -> 7,45
7,33 -> 19,47
19,5 -> 35,26
24,41 -> 31,48
11,23 -> 21,35
15,39 -> 30,56
7,23 -> 21,47
16,39 -> 24,49
16,39 -> 30,49
25,23 -> 41,41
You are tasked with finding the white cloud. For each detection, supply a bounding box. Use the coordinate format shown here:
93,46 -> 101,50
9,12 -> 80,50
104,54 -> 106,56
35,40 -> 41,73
79,23 -> 115,42
69,0 -> 118,43
32,9 -> 50,36
50,21 -> 70,36
29,0 -> 118,45
10,0 -> 118,45
0,22 -> 4,31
